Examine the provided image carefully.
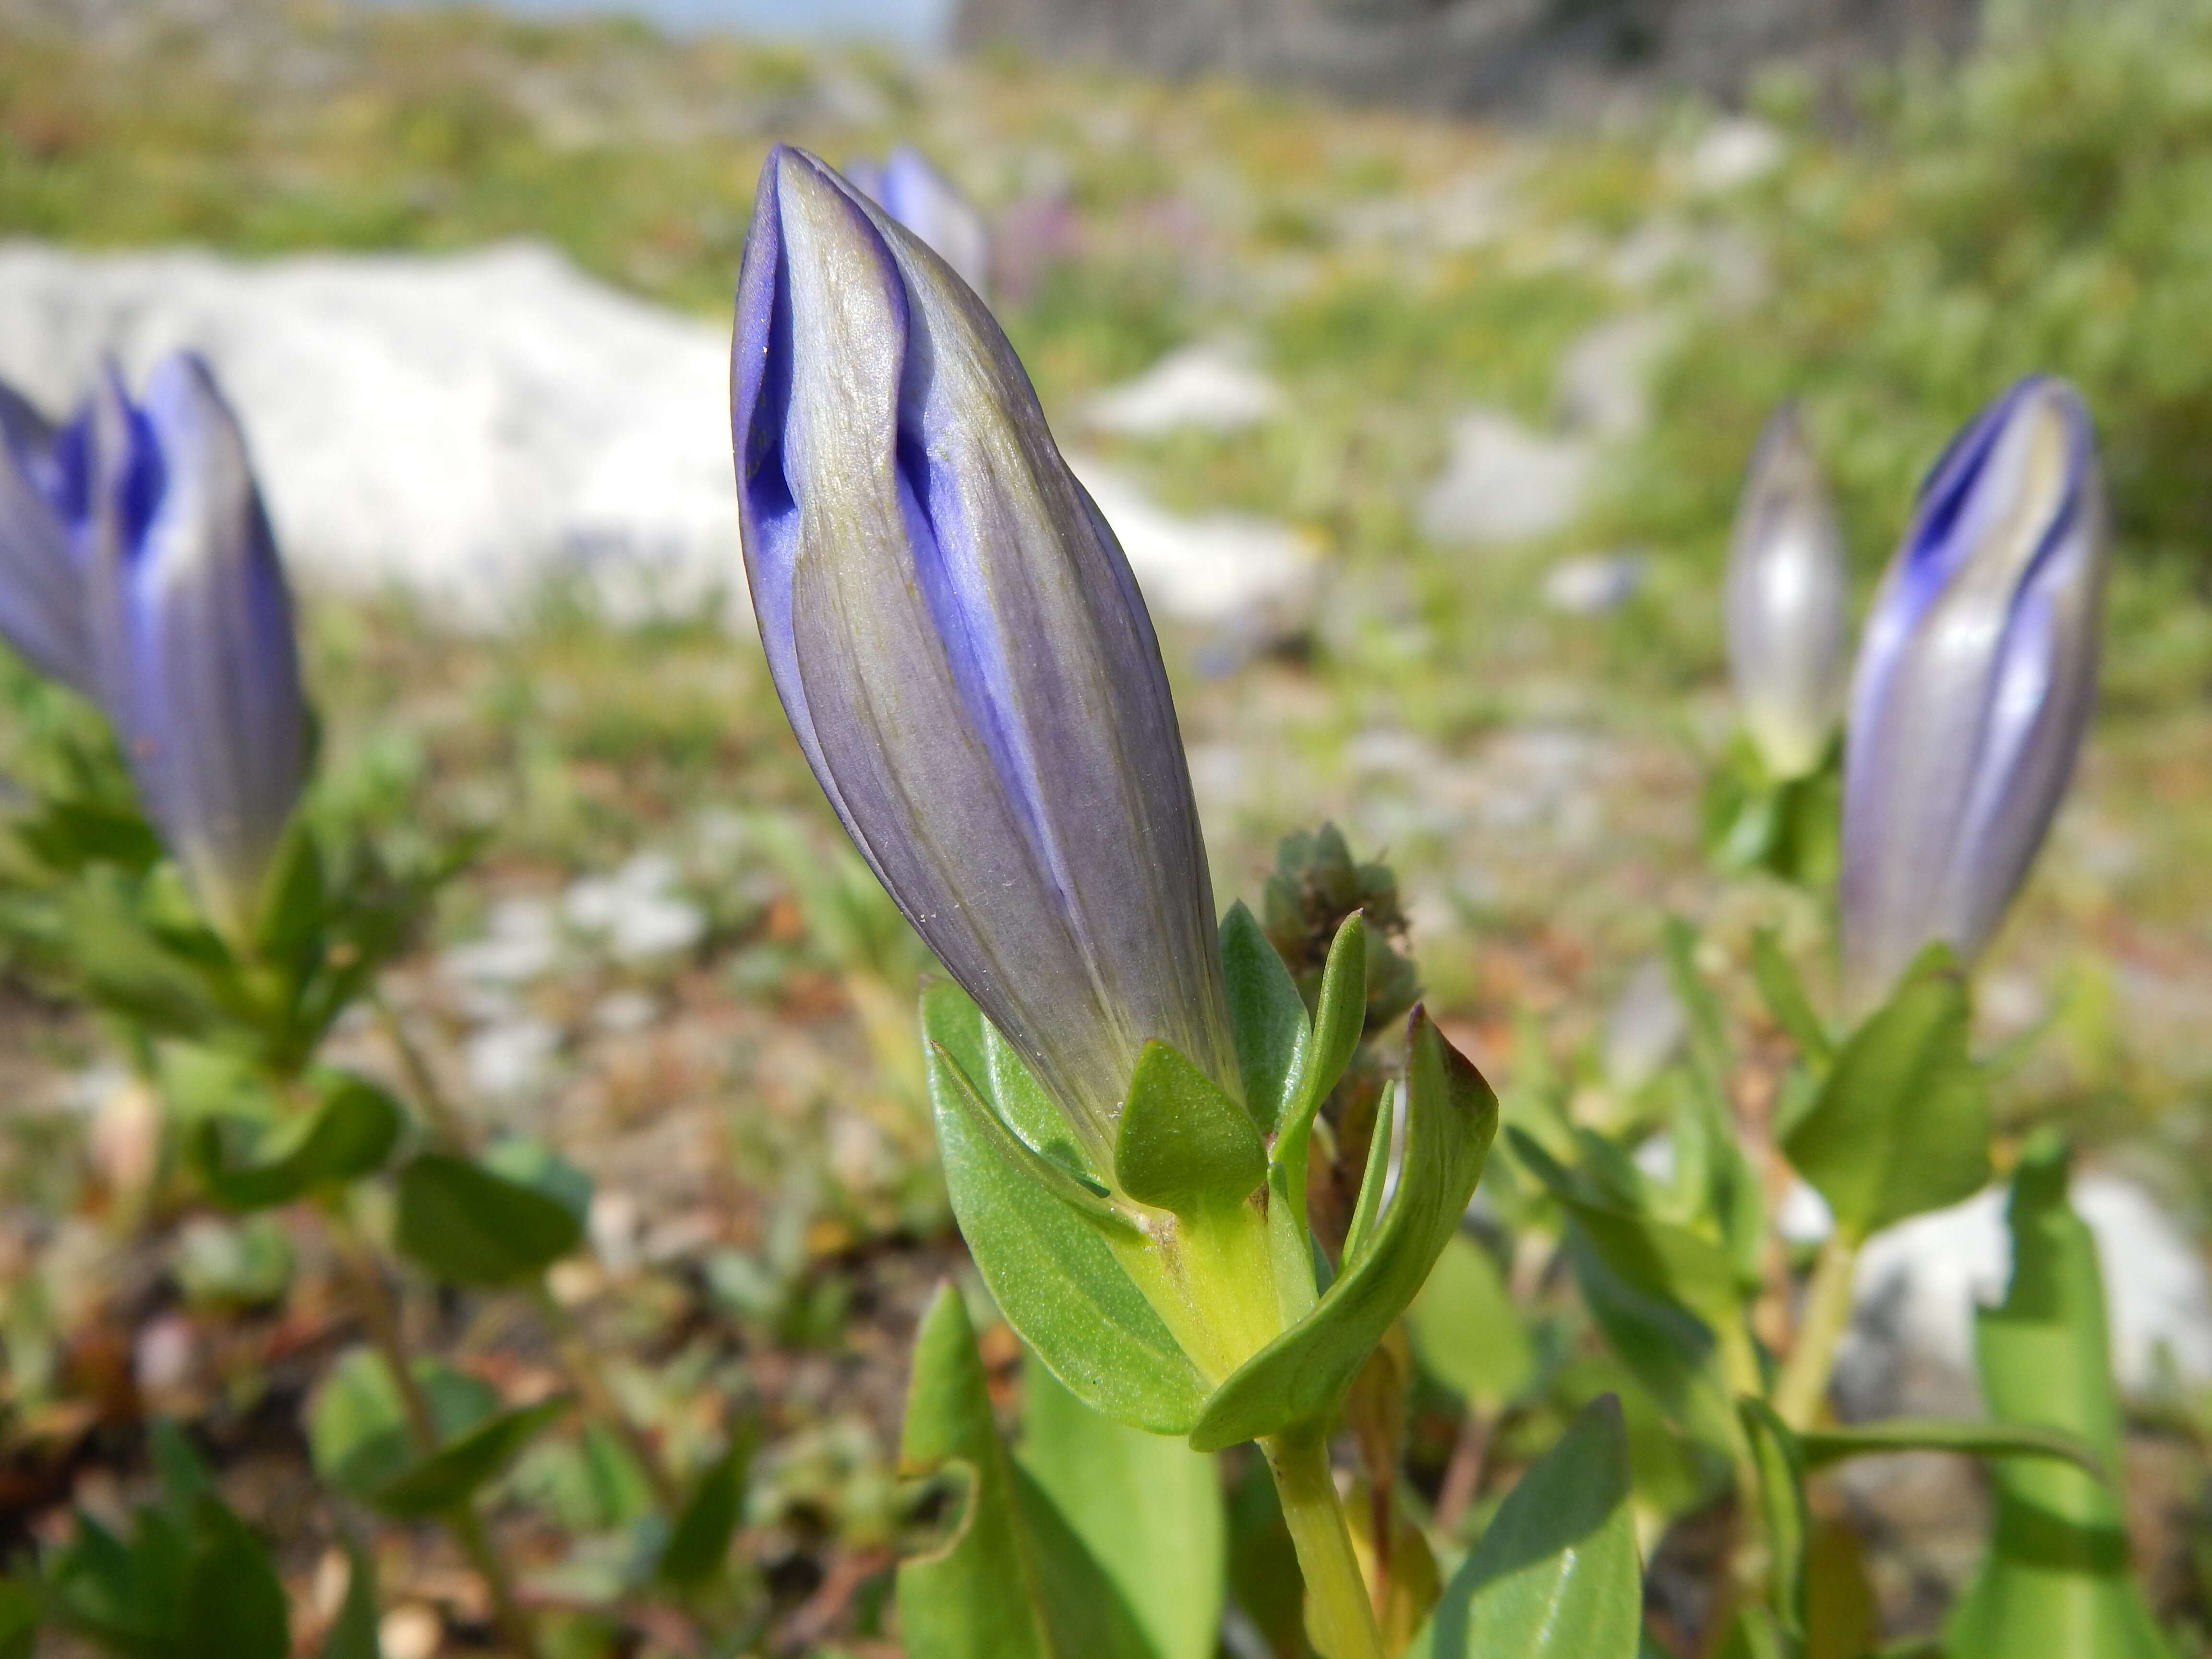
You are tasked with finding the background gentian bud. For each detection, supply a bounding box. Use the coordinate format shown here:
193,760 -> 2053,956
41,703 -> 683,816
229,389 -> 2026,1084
844,145 -> 993,301
732,145 -> 1236,1171
0,378 -> 96,694
86,354 -> 310,945
1839,377 -> 2104,1011
1724,404 -> 1850,780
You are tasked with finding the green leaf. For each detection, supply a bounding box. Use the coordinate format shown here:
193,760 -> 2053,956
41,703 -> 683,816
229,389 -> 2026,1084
659,1437 -> 751,1588
1739,1399 -> 1811,1643
1513,1129 -> 1744,1335
177,1499 -> 289,1659
1799,1418 -> 2110,1480
1114,1042 -> 1266,1217
363,1397 -> 571,1519
310,1346 -> 499,1499
1338,1080 -> 1397,1269
394,1149 -> 585,1285
932,1037 -> 1126,1225
1947,1135 -> 2174,1659
1661,917 -> 1731,1110
320,1540 -> 381,1659
1563,1233 -> 1737,1454
1781,947 -> 1989,1244
1304,911 -> 1369,1120
1190,1011 -> 1497,1452
1221,901 -> 1311,1138
192,1072 -> 404,1210
254,822 -> 326,974
1407,1395 -> 1642,1659
1751,928 -> 1832,1066
896,1285 -> 1058,1659
924,985 -> 1207,1436
0,1580 -> 36,1659
1019,1358 -> 1225,1659
1407,1232 -> 1535,1413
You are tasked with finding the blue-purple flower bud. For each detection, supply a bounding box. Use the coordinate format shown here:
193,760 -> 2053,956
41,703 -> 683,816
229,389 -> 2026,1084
0,379 -> 96,694
731,146 -> 1235,1169
1725,405 -> 1849,780
85,354 -> 310,944
844,145 -> 992,301
1839,377 -> 2104,1010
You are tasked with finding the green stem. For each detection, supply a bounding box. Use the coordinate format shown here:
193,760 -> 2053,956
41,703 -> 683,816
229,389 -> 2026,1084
1262,1431 -> 1386,1659
1773,1234 -> 1860,1431
371,991 -> 473,1151
325,1203 -> 543,1659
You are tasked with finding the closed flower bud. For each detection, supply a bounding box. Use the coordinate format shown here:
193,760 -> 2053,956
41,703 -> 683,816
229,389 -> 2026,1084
732,146 -> 1236,1170
1725,405 -> 1850,779
0,378 -> 97,694
1840,377 -> 2104,1010
844,145 -> 992,301
86,354 -> 310,945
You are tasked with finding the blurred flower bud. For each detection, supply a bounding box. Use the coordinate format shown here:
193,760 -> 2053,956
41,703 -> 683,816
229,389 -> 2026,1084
844,144 -> 993,301
1725,405 -> 1849,779
0,378 -> 96,693
732,147 -> 1237,1169
86,354 -> 310,945
1840,377 -> 2104,1010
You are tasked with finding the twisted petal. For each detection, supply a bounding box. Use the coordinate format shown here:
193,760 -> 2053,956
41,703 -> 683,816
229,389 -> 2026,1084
88,354 -> 309,941
733,146 -> 1232,1161
1724,405 -> 1849,779
0,379 -> 96,693
1840,378 -> 2103,1010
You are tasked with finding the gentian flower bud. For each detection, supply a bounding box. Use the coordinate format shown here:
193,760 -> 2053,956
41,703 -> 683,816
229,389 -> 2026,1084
85,354 -> 310,945
1839,377 -> 2104,1010
844,145 -> 992,301
1724,405 -> 1849,779
732,146 -> 1236,1172
0,378 -> 96,694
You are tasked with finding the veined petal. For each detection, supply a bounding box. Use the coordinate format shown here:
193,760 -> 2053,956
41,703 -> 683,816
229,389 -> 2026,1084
90,354 -> 308,942
0,380 -> 96,693
733,147 -> 1234,1163
1840,378 -> 2103,1010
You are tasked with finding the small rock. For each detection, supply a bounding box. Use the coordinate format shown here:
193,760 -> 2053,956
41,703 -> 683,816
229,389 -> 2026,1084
1418,409 -> 1593,546
1676,117 -> 1785,193
1840,1173 -> 2212,1419
464,1017 -> 563,1099
1541,553 -> 1645,614
589,1189 -> 643,1276
133,1312 -> 198,1400
1083,341 -> 1282,437
1604,956 -> 1687,1091
564,853 -> 707,962
379,1604 -> 443,1659
440,896 -> 562,991
1556,313 -> 1672,441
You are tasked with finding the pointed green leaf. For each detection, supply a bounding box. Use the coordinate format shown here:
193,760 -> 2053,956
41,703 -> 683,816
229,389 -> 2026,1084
986,1018 -> 1107,1182
1407,1395 -> 1642,1659
364,1396 -> 572,1519
1782,946 -> 1989,1245
896,1285 -> 1058,1659
1739,1399 -> 1811,1643
1305,912 -> 1368,1121
1338,1080 -> 1397,1270
1407,1232 -> 1535,1413
1190,1011 -> 1496,1451
1115,1042 -> 1267,1217
310,1346 -> 499,1500
1751,928 -> 1832,1066
1563,1235 -> 1737,1453
932,1040 -> 1127,1226
924,986 -> 1207,1435
660,1436 -> 752,1588
1947,1136 -> 2174,1659
1222,901 -> 1312,1139
394,1149 -> 585,1285
192,1072 -> 404,1211
320,1540 -> 381,1659
178,1499 -> 289,1659
1020,1358 -> 1225,1659
1661,917 -> 1731,1110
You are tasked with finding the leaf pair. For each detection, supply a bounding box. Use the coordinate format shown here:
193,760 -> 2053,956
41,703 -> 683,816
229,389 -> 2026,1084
190,1070 -> 405,1210
311,1347 -> 570,1520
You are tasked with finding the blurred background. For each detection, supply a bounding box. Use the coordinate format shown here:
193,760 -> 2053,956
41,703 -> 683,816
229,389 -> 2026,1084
2,0 -> 2212,1651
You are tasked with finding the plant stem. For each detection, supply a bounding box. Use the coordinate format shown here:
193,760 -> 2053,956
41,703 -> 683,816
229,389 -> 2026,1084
325,1203 -> 543,1659
1431,1407 -> 1492,1539
371,991 -> 473,1151
529,1279 -> 683,1514
1773,1233 -> 1860,1431
1262,1431 -> 1386,1659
